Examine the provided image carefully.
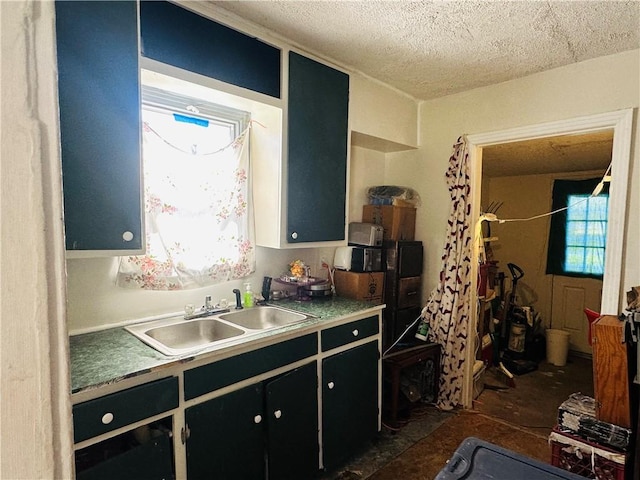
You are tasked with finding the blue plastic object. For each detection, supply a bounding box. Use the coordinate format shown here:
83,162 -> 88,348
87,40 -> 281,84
435,437 -> 585,479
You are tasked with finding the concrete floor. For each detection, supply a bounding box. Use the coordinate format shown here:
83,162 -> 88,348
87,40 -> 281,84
323,353 -> 593,479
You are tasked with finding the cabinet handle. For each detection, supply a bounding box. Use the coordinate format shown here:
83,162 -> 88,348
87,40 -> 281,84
122,231 -> 134,242
254,415 -> 262,424
407,291 -> 417,296
101,412 -> 114,425
274,410 -> 282,419
327,382 -> 335,390
352,329 -> 359,337
291,232 -> 298,240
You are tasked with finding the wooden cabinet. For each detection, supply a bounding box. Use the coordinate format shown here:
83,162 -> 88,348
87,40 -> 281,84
322,341 -> 379,470
55,1 -> 143,253
592,315 -> 633,428
286,51 -> 349,244
185,362 -> 318,480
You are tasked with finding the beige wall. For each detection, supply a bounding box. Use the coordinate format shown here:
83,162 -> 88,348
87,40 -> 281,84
484,170 -> 604,328
399,50 -> 639,306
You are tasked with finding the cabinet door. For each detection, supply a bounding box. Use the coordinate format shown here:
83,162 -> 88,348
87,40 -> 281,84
266,362 -> 319,480
140,1 -> 281,98
76,432 -> 173,480
55,1 -> 143,252
185,383 -> 264,479
322,341 -> 379,470
287,52 -> 349,243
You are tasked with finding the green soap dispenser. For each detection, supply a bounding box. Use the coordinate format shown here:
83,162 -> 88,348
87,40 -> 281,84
243,282 -> 254,308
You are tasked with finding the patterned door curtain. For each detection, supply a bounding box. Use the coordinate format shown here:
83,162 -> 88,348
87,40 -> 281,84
424,136 -> 473,410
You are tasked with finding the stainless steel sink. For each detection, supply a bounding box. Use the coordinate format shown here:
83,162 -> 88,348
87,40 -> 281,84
219,306 -> 307,330
125,306 -> 313,356
126,317 -> 245,356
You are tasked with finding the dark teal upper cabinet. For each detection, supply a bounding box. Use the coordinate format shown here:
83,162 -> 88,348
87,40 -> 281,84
140,1 -> 281,98
287,52 -> 349,243
56,1 -> 143,252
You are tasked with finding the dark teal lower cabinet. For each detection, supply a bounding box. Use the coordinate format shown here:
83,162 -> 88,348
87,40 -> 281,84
185,383 -> 264,479
322,341 -> 379,470
75,423 -> 174,480
266,362 -> 319,480
185,362 -> 319,480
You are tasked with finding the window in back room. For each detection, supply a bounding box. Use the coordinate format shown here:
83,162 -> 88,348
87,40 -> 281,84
546,178 -> 609,279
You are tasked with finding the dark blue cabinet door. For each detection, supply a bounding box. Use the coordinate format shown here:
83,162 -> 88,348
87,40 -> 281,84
287,52 -> 349,243
140,1 -> 281,98
322,341 -> 379,470
55,1 -> 142,251
266,362 -> 319,480
185,383 -> 265,479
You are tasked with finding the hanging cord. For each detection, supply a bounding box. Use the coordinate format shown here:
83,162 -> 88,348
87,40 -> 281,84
382,298 -> 435,358
491,163 -> 612,224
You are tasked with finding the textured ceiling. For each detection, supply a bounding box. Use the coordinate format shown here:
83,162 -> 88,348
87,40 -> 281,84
482,130 -> 613,177
209,1 -> 640,101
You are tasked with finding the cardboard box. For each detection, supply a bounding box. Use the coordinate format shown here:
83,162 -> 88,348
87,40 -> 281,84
334,270 -> 384,303
362,205 -> 416,241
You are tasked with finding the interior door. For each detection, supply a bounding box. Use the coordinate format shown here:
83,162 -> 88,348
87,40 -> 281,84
551,276 -> 602,354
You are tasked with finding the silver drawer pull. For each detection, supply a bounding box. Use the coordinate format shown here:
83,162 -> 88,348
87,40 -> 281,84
274,410 -> 282,419
352,329 -> 359,337
291,232 -> 298,239
328,382 -> 335,390
122,231 -> 134,242
101,412 -> 114,425
407,291 -> 417,296
254,414 -> 262,424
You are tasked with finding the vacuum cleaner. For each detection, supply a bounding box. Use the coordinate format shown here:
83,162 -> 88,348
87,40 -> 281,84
501,263 -> 539,375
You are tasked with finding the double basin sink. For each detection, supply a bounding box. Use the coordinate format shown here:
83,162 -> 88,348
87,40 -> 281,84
125,306 -> 312,356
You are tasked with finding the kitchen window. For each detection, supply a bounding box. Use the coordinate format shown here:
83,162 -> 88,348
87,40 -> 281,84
546,178 -> 608,279
117,84 -> 255,289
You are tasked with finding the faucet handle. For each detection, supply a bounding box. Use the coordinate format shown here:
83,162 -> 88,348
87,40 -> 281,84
205,295 -> 213,310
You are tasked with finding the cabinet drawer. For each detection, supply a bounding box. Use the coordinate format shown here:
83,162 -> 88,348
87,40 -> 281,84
398,276 -> 421,309
321,316 -> 379,352
184,333 -> 317,400
73,377 -> 178,444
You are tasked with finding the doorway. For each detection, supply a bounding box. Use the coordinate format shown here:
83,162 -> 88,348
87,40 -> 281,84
481,131 -> 612,355
460,109 -> 634,408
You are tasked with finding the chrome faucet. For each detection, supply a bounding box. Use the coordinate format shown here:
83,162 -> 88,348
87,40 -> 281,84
184,295 -> 230,320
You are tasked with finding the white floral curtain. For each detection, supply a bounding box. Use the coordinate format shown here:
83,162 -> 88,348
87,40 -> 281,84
424,136 -> 473,410
117,118 -> 255,290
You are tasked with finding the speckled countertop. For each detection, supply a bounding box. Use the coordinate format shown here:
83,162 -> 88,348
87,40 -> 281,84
70,297 -> 384,395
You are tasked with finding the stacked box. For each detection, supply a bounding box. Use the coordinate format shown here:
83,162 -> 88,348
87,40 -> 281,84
334,270 -> 384,303
362,205 -> 416,241
557,393 -> 631,452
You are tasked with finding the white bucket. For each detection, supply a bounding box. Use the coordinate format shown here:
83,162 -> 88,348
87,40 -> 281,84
546,329 -> 571,366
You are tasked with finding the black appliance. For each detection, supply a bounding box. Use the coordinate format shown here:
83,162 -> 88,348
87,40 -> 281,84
382,240 -> 423,348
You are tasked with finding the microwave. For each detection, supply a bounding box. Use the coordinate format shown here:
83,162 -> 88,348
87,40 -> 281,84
334,246 -> 382,272
348,222 -> 384,247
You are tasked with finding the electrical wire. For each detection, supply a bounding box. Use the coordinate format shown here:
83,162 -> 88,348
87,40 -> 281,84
382,298 -> 435,358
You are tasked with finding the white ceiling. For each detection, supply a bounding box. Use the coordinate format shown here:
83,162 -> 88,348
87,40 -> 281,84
210,0 -> 640,101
